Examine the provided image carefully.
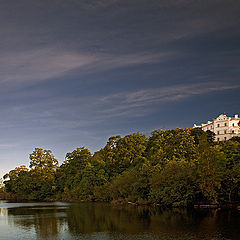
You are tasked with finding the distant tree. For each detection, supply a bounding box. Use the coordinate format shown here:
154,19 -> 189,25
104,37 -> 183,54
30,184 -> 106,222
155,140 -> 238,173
56,147 -> 92,198
29,148 -> 58,174
102,133 -> 146,177
146,128 -> 197,166
3,165 -> 28,194
230,136 -> 240,143
190,128 -> 206,145
110,161 -> 151,202
196,137 -> 224,203
218,140 -> 240,202
190,128 -> 215,145
206,130 -> 215,145
28,148 -> 58,200
71,162 -> 108,201
150,161 -> 198,206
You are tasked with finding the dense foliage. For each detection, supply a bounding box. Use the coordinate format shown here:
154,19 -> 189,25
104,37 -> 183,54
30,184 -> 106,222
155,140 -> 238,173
3,129 -> 240,206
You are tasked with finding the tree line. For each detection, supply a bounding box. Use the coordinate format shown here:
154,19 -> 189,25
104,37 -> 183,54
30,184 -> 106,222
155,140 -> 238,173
2,128 -> 240,206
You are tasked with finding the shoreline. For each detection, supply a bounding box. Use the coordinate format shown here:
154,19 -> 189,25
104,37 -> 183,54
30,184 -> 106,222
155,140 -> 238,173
1,194 -> 240,210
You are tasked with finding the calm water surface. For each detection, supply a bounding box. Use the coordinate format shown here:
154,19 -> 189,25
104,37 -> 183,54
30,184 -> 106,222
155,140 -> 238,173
0,201 -> 240,240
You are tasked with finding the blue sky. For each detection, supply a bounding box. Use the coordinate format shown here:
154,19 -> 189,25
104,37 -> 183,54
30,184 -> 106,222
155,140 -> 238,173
0,0 -> 240,178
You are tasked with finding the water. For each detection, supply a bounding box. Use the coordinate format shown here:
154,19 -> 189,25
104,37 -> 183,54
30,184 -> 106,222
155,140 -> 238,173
0,201 -> 240,240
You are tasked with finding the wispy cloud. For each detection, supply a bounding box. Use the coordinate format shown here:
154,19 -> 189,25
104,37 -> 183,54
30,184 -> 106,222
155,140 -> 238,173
98,82 -> 240,117
85,51 -> 176,73
0,48 -> 96,86
0,47 -> 176,87
1,81 -> 238,130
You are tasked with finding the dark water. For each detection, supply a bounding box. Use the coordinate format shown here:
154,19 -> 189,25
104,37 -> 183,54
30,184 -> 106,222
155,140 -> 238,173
0,201 -> 240,240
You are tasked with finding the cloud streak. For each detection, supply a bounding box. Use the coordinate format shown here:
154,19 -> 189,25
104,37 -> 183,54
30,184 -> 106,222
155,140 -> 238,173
98,83 -> 240,117
1,81 -> 237,132
0,47 -> 176,87
0,48 -> 96,85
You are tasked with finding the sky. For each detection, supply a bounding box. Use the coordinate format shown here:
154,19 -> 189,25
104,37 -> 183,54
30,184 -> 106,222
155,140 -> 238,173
0,0 -> 240,178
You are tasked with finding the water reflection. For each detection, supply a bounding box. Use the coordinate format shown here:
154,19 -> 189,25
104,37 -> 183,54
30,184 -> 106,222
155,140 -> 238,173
5,203 -> 67,239
0,208 -> 7,216
0,202 -> 240,240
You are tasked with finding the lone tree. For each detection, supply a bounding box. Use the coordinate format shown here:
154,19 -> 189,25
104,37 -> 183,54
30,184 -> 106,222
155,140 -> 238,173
29,148 -> 58,175
28,148 -> 59,200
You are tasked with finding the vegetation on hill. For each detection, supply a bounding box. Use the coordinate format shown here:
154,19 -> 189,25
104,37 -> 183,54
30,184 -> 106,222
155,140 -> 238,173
2,128 -> 240,206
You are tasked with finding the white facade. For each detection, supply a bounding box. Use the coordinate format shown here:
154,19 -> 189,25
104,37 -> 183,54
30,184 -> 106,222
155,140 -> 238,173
193,114 -> 240,141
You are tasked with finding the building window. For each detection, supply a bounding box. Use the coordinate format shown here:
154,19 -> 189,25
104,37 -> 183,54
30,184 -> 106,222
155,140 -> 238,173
217,131 -> 220,135
224,137 -> 226,141
217,138 -> 220,141
232,130 -> 234,133
233,123 -> 235,126
217,124 -> 220,127
225,123 -> 227,126
224,130 -> 227,134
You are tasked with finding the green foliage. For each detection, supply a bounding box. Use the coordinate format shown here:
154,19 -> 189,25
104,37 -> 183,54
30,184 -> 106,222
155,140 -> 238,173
190,128 -> 215,145
150,161 -> 198,206
71,163 -> 109,201
4,148 -> 58,200
146,128 -> 197,166
3,129 -> 240,205
29,148 -> 58,174
102,133 -> 147,177
190,127 -> 206,145
218,140 -> 240,202
110,162 -> 151,202
55,147 -> 110,201
3,165 -> 29,194
196,137 -> 224,203
230,136 -> 240,143
55,147 -> 92,197
206,130 -> 216,144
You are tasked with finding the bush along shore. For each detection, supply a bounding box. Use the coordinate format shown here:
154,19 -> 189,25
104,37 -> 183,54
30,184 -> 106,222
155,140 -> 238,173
1,128 -> 240,208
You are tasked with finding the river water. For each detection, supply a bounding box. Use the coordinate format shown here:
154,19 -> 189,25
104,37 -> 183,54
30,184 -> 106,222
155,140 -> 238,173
0,201 -> 239,240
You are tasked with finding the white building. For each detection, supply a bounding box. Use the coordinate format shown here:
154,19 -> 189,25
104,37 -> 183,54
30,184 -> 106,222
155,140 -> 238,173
193,114 -> 240,141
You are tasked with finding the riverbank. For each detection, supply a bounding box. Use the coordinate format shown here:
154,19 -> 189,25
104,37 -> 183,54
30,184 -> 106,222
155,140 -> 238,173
1,192 -> 240,210
0,192 -> 27,201
125,201 -> 240,210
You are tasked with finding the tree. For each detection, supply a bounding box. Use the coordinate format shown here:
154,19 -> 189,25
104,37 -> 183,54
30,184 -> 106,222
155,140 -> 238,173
150,161 -> 198,206
190,128 -> 215,145
3,165 -> 28,194
102,133 -> 146,177
146,128 -> 197,166
28,148 -> 58,200
218,140 -> 240,202
29,148 -> 58,174
71,163 -> 108,201
206,130 -> 215,145
190,127 -> 206,145
196,137 -> 224,203
56,147 -> 92,198
230,136 -> 240,143
110,161 -> 151,202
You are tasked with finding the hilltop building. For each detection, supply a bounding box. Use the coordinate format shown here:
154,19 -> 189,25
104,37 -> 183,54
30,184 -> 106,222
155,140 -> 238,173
193,114 -> 240,141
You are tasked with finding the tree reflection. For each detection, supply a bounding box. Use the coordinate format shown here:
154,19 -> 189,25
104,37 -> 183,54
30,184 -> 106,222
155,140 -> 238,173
0,207 -> 8,216
4,203 -> 240,240
65,203 -> 212,236
7,205 -> 66,239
